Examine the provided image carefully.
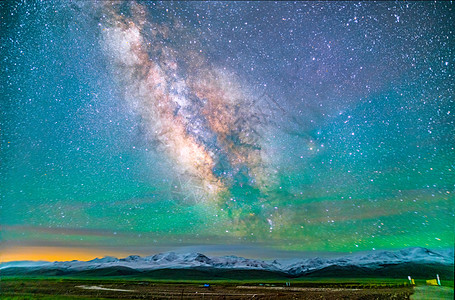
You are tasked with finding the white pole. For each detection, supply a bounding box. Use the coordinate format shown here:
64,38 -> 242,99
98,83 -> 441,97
436,274 -> 441,286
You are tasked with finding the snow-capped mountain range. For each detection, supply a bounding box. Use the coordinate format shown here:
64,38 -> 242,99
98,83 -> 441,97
1,247 -> 453,277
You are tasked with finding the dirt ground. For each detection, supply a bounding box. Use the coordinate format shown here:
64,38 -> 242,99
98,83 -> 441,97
1,279 -> 415,299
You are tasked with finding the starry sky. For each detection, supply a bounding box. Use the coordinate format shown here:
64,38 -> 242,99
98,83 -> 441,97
1,1 -> 454,261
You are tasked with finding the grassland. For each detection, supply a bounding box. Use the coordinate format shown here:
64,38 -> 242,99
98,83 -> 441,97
0,276 -> 423,299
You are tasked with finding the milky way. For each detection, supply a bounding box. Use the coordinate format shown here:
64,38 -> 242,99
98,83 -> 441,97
100,2 -> 273,203
1,0 -> 453,259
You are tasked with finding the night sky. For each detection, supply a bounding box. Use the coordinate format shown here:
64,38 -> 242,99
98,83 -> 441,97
1,1 -> 454,261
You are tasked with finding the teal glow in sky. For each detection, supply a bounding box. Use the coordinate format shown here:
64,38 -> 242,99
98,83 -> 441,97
1,1 -> 454,259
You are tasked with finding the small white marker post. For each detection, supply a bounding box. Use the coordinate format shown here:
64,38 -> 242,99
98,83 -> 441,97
408,276 -> 412,285
436,274 -> 441,286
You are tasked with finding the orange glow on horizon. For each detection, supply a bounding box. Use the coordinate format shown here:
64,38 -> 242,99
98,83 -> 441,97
0,246 -> 133,263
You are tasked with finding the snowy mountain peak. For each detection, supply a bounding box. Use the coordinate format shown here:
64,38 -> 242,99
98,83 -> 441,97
120,255 -> 143,262
88,256 -> 119,263
145,252 -> 179,262
0,247 -> 452,277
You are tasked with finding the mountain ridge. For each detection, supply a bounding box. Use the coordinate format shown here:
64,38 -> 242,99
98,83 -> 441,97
1,247 -> 453,279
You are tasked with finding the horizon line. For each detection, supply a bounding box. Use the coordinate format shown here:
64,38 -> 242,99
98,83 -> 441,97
1,245 -> 453,263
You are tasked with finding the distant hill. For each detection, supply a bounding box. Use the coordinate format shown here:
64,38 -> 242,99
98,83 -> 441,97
1,247 -> 453,280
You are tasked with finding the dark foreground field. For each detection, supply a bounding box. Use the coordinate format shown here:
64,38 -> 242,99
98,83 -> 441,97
0,277 -> 419,299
